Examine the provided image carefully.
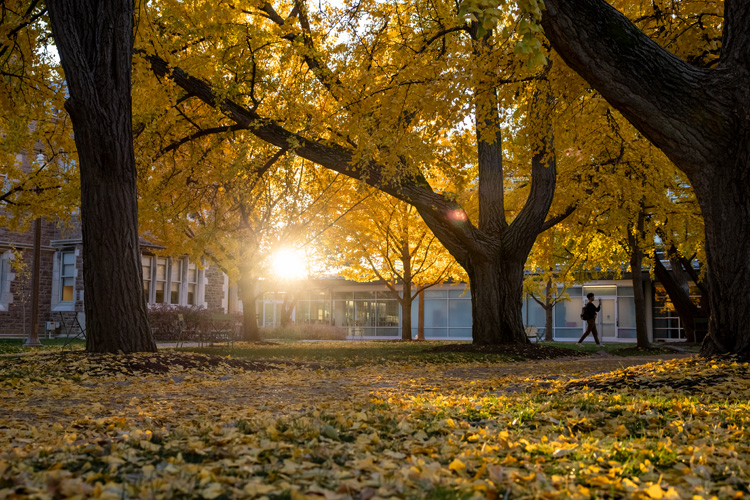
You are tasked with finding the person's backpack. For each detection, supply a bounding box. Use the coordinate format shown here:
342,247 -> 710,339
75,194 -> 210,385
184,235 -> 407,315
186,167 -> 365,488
580,306 -> 587,320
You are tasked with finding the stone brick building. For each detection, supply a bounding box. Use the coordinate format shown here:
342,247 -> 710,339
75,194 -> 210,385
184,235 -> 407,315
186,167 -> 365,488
0,217 -> 229,337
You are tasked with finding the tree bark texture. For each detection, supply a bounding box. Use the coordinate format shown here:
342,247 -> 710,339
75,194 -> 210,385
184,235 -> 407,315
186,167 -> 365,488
47,0 -> 155,353
417,289 -> 425,340
400,295 -> 413,341
400,278 -> 413,341
628,213 -> 650,349
280,293 -> 298,328
467,257 -> 526,345
541,0 -> 750,357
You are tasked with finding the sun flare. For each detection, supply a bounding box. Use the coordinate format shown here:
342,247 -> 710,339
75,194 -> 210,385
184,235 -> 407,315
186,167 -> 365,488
271,248 -> 307,279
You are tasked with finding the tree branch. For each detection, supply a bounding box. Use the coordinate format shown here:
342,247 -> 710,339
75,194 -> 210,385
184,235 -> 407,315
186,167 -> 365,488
540,203 -> 577,232
141,50 -> 483,261
541,0 -> 733,179
159,124 -> 247,156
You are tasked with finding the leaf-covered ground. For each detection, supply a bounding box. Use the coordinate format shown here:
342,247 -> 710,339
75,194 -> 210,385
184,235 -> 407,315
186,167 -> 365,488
1,343 -> 747,499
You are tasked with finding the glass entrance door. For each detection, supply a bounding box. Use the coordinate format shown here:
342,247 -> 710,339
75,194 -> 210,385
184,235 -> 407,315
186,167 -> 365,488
263,302 -> 282,327
598,298 -> 617,340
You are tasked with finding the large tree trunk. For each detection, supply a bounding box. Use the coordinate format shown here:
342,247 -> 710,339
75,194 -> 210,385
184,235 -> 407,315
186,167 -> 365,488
628,213 -> 650,349
47,0 -> 155,353
544,279 -> 554,341
696,174 -> 750,355
544,303 -> 553,342
400,256 -> 413,340
417,288 -> 425,340
400,294 -> 413,341
239,274 -> 260,341
280,293 -> 298,328
467,258 -> 527,345
541,0 -> 750,357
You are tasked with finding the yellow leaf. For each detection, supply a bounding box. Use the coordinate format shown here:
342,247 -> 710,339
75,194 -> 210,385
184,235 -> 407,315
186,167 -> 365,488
449,459 -> 466,472
244,482 -> 275,495
552,447 -> 575,458
201,482 -> 223,499
663,488 -> 681,500
622,478 -> 639,492
646,484 -> 664,499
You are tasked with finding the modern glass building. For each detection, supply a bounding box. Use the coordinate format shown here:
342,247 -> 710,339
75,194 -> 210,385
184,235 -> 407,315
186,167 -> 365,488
522,282 -> 647,342
245,276 -> 700,342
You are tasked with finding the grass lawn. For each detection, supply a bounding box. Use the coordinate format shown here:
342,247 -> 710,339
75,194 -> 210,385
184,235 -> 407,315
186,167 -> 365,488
0,340 -> 743,500
180,340 -> 519,365
0,337 -> 85,355
177,339 -> 699,366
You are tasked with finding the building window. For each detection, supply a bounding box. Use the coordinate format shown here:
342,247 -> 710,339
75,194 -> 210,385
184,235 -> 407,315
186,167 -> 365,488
142,255 -> 152,303
170,259 -> 182,304
142,255 -> 201,306
187,262 -> 198,305
60,251 -> 76,302
0,251 -> 11,310
155,257 -> 168,304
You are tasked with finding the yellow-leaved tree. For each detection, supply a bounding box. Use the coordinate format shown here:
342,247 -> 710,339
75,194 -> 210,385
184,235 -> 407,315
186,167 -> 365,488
135,94 -> 359,340
0,1 -> 75,227
527,88 -> 705,347
134,0 -> 582,345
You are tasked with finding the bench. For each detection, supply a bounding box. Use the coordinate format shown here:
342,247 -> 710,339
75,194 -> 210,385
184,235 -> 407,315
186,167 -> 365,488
200,314 -> 240,347
525,325 -> 540,343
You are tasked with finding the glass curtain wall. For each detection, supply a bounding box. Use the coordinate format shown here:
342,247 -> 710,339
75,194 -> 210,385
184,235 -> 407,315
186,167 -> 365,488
263,286 -> 472,338
616,287 -> 637,339
409,288 -> 471,339
258,282 -> 643,341
295,290 -> 331,324
552,287 -> 583,340
523,284 -> 637,341
332,290 -> 400,337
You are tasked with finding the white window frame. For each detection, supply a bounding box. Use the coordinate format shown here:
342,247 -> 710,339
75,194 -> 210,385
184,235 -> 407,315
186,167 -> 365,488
170,258 -> 183,304
51,248 -> 78,312
186,260 -> 199,306
142,255 -> 203,307
142,254 -> 152,304
0,250 -> 14,312
59,250 -> 76,303
154,256 -> 168,304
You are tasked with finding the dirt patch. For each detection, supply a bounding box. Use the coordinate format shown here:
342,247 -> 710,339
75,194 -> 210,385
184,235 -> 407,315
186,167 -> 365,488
424,342 -> 588,360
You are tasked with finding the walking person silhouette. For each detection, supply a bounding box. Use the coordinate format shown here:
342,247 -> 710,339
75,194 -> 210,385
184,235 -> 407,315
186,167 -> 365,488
578,293 -> 602,345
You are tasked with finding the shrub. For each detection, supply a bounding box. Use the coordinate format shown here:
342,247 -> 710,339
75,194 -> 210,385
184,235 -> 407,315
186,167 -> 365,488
261,323 -> 347,341
147,305 -> 216,341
